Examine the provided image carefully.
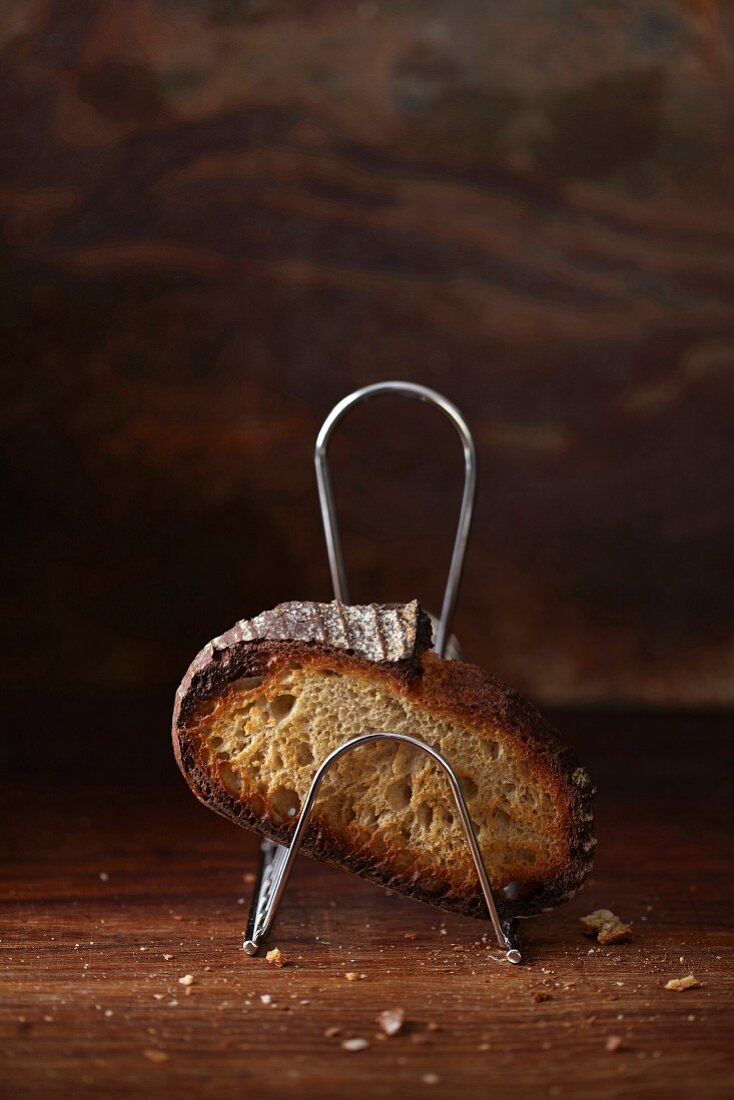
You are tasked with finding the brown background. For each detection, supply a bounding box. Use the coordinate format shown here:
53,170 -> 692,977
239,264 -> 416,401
2,9 -> 734,1098
2,0 -> 734,710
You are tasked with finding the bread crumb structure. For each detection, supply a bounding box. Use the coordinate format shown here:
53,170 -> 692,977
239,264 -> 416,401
664,975 -> 701,991
265,948 -> 286,968
341,1038 -> 369,1052
580,909 -> 632,944
376,1008 -> 405,1036
173,601 -> 595,919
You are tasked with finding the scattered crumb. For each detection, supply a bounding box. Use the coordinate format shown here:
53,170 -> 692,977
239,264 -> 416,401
345,972 -> 362,982
178,974 -> 194,987
162,954 -> 173,961
376,1008 -> 405,1036
664,975 -> 701,992
99,873 -> 109,882
152,994 -> 165,1001
532,991 -> 552,1003
266,948 -> 287,968
404,932 -> 417,942
172,915 -> 184,921
581,910 -> 632,945
426,1022 -> 439,1032
143,1050 -> 169,1064
260,994 -> 272,1005
243,872 -> 256,884
341,1038 -> 369,1052
422,1073 -> 440,1085
605,1035 -> 624,1053
324,1026 -> 341,1038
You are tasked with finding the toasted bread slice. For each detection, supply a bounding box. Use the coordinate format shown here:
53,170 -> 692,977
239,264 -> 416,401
172,600 -> 595,919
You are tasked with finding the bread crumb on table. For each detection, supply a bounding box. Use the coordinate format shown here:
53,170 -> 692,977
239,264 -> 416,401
143,1050 -> 170,1063
178,974 -> 194,987
345,971 -> 363,981
341,1038 -> 369,1052
376,1008 -> 405,1036
324,1026 -> 341,1039
580,909 -> 633,944
266,948 -> 287,968
422,1073 -> 440,1085
664,975 -> 701,991
605,1035 -> 624,1053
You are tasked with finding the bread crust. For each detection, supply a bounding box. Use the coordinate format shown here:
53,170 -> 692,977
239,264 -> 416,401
172,602 -> 595,921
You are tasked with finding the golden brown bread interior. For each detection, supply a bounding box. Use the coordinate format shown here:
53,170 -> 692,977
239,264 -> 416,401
173,600 -> 595,920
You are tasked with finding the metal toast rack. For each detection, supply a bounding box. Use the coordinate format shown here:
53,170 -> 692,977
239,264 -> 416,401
243,382 -> 522,964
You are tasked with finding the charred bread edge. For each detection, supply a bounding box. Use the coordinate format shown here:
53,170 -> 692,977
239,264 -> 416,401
172,600 -> 595,920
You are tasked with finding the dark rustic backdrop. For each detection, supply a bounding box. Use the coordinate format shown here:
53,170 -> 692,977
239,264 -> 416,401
2,0 -> 733,710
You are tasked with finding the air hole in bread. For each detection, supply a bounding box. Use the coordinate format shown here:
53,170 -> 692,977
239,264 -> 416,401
209,735 -> 223,748
460,774 -> 478,801
416,803 -> 433,830
231,675 -> 264,693
386,778 -> 412,811
517,846 -> 537,865
321,669 -> 341,678
194,698 -> 217,718
436,805 -> 454,826
295,741 -> 313,766
270,786 -> 300,824
270,694 -> 296,722
220,763 -> 242,795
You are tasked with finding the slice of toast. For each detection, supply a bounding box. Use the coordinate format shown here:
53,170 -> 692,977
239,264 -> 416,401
172,600 -> 595,920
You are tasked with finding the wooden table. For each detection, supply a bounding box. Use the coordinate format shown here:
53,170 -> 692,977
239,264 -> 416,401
2,707 -> 732,1098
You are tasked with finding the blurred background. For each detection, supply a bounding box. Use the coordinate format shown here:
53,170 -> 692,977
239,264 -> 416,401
2,0 -> 733,773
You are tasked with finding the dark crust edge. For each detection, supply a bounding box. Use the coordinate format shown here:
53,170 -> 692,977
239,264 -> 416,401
172,618 -> 595,922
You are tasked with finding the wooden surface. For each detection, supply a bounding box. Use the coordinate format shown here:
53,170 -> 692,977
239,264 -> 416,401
1,709 -> 732,1099
3,0 -> 734,708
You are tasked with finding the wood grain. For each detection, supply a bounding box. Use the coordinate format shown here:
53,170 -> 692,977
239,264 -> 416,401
1,709 -> 732,1098
2,1 -> 734,706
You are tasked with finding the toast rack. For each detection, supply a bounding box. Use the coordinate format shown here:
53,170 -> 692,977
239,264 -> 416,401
243,382 -> 522,964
